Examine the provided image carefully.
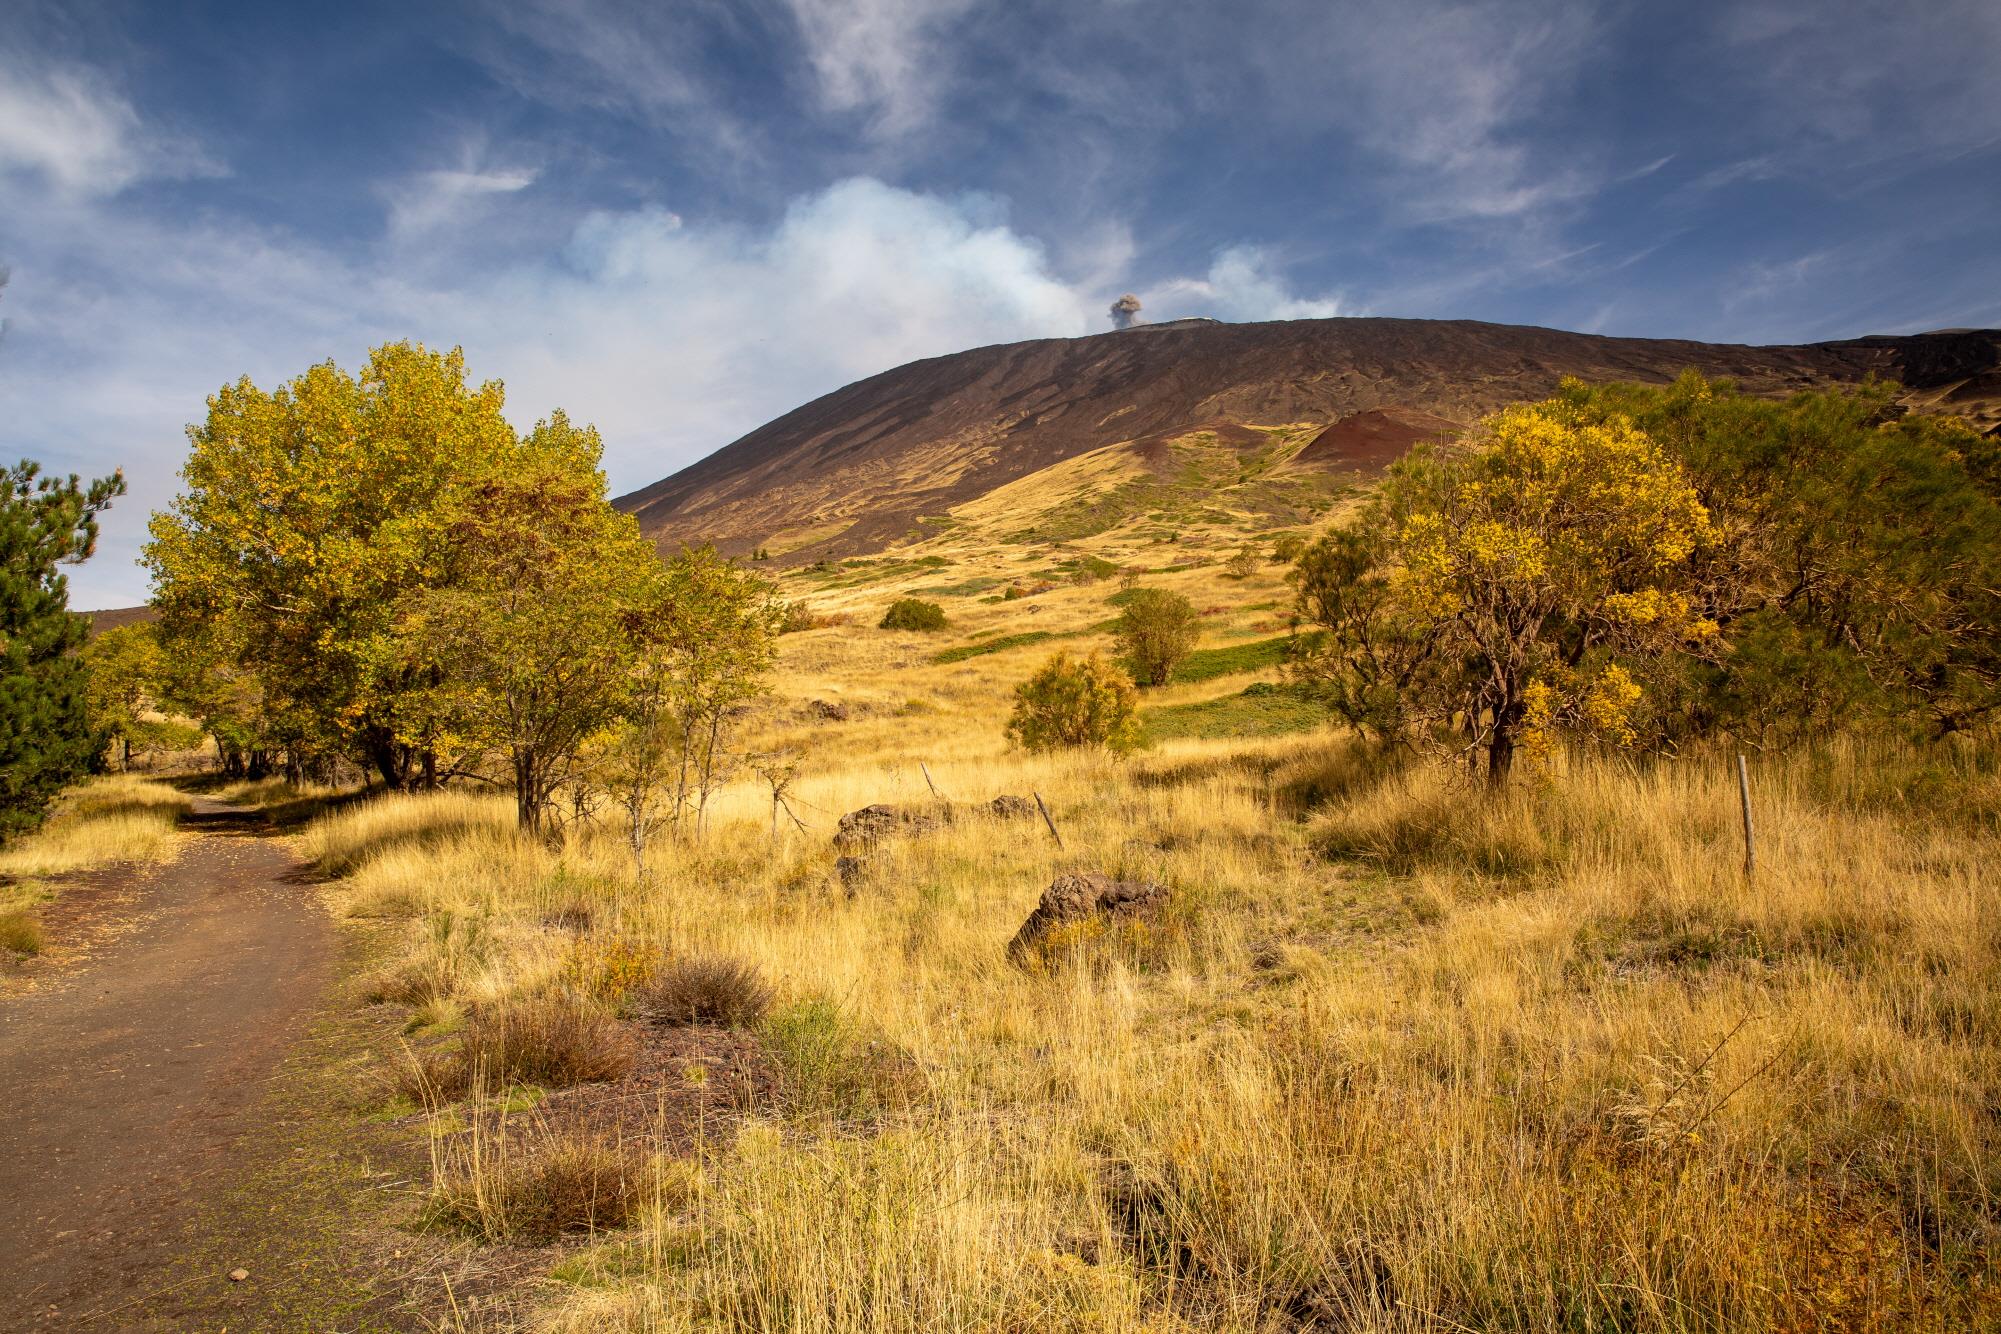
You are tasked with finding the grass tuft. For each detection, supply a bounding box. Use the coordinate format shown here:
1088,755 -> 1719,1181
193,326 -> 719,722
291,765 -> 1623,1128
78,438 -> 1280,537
0,908 -> 43,955
421,1121 -> 648,1245
639,956 -> 772,1028
398,991 -> 637,1105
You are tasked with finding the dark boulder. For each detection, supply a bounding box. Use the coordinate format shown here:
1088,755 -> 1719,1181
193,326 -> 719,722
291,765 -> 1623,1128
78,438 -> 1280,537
1007,871 -> 1168,963
834,803 -> 942,849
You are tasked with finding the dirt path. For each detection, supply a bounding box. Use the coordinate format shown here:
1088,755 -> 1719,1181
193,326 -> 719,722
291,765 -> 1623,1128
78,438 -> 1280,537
0,797 -> 337,1328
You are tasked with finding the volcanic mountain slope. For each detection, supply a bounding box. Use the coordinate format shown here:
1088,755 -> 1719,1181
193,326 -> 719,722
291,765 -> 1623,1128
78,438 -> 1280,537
614,317 -> 2001,563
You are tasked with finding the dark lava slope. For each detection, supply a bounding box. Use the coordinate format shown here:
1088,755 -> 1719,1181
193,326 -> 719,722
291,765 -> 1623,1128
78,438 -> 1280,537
615,317 -> 2000,561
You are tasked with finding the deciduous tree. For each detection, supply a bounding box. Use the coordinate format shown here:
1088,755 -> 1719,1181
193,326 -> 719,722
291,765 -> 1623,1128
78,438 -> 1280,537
82,622 -> 199,770
1293,397 -> 1717,783
389,413 -> 660,834
639,546 -> 783,838
145,343 -> 519,786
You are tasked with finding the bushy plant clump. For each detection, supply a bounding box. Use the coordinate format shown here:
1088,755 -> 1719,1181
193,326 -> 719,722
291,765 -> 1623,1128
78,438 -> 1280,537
1005,650 -> 1141,752
1114,588 -> 1200,687
879,598 -> 949,631
642,955 -> 773,1027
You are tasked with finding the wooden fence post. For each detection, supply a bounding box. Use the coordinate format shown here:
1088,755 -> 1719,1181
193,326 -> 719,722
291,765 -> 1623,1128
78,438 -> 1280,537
1033,790 -> 1065,851
1737,753 -> 1756,881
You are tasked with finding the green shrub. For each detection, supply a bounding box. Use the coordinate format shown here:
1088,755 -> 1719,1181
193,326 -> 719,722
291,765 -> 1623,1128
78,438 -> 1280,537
1115,588 -> 1200,687
879,598 -> 948,631
1063,555 -> 1121,585
1005,650 -> 1141,753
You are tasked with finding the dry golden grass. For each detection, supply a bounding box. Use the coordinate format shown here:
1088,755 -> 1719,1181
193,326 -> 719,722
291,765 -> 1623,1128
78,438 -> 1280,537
394,990 -> 638,1110
0,774 -> 190,881
639,956 -> 773,1028
421,1095 -> 657,1246
0,909 -> 43,955
297,517 -> 2001,1330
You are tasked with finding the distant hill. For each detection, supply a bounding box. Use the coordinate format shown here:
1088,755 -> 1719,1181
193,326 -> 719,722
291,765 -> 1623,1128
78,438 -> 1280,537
612,317 -> 2000,563
85,606 -> 155,636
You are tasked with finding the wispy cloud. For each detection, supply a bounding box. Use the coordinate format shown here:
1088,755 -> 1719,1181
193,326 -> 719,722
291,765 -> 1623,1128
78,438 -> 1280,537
1216,0 -> 1605,224
463,0 -> 783,174
0,53 -> 220,198
1716,0 -> 2001,160
380,146 -> 541,243
782,0 -> 974,135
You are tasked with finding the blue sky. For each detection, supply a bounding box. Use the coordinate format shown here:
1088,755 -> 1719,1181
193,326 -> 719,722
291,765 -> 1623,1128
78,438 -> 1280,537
3,0 -> 1998,607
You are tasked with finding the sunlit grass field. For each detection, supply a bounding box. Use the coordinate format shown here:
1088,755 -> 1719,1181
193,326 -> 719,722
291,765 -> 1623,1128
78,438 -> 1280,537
288,505 -> 2001,1332
0,772 -> 192,880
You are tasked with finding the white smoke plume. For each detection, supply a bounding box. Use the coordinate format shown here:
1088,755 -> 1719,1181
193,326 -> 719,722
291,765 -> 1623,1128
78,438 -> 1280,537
1109,292 -> 1142,329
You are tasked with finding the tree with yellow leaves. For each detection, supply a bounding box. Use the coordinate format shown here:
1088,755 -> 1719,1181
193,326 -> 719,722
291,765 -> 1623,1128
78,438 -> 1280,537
385,412 -> 664,833
1292,394 -> 1718,783
145,343 -> 523,785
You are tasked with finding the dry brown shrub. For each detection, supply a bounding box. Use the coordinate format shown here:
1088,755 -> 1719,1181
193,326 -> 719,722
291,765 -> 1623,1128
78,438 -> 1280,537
396,991 -> 638,1105
421,1129 -> 645,1244
639,956 -> 774,1028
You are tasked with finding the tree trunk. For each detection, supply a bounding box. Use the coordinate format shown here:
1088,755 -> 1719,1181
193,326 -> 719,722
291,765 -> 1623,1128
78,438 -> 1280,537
421,749 -> 438,791
1487,722 -> 1515,788
121,737 -> 132,772
367,733 -> 405,791
696,710 -> 723,838
514,749 -> 542,833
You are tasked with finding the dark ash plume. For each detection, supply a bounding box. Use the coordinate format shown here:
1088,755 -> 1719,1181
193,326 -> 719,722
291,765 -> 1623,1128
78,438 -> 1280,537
1109,293 -> 1142,330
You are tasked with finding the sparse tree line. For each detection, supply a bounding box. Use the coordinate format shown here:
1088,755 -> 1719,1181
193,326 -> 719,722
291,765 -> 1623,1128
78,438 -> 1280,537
125,342 -> 782,838
5,352 -> 1993,843
1003,374 -> 1999,782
